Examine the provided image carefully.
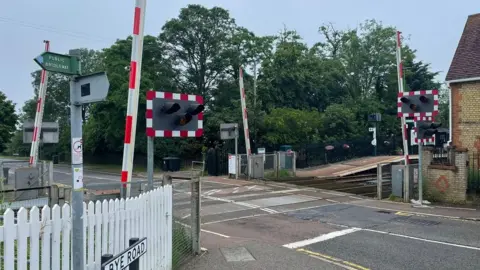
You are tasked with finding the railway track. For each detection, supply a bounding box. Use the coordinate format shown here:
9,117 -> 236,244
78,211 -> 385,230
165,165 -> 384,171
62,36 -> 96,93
274,172 -> 393,197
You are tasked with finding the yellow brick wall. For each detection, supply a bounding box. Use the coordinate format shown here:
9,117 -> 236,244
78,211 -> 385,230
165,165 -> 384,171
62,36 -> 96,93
423,149 -> 468,203
452,81 -> 480,151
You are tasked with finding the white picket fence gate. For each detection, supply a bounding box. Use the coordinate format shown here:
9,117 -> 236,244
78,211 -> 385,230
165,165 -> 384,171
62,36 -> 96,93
0,185 -> 173,270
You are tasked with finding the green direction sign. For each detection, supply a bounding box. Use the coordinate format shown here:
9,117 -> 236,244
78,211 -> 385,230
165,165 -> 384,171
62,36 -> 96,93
34,52 -> 80,75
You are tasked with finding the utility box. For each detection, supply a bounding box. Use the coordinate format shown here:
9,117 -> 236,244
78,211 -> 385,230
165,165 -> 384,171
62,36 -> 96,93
250,155 -> 264,179
14,167 -> 40,201
391,165 -> 416,198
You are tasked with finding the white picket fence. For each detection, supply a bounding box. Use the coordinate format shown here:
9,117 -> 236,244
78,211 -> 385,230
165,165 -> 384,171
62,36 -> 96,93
0,185 -> 173,270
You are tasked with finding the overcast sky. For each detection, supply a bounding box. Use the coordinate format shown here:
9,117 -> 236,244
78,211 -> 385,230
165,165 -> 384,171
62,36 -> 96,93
1,0 -> 478,111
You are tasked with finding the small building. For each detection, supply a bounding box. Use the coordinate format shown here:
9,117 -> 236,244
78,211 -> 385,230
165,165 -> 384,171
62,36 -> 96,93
446,13 -> 480,152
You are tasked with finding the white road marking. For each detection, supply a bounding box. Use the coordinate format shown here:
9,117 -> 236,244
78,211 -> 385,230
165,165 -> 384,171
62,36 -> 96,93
204,189 -> 220,196
202,203 -> 340,225
283,228 -> 361,249
326,199 -> 339,203
260,208 -> 279,214
203,180 -> 242,186
348,196 -> 363,200
247,185 -> 257,190
232,187 -> 240,194
363,228 -> 480,251
182,214 -> 191,219
345,203 -> 464,220
200,229 -> 231,238
175,221 -> 230,238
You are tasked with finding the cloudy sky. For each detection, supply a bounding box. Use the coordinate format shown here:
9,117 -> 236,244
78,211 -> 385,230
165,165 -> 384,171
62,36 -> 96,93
1,0 -> 478,111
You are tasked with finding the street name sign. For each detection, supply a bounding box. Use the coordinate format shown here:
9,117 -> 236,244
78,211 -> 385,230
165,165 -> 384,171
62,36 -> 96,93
34,52 -> 80,75
102,238 -> 147,270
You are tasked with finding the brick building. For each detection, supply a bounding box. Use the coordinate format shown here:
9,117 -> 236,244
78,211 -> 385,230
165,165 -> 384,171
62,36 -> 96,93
446,13 -> 480,152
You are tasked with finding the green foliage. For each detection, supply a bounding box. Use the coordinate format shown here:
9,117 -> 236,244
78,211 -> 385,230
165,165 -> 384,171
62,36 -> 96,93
11,4 -> 442,163
0,91 -> 17,153
264,108 -> 323,145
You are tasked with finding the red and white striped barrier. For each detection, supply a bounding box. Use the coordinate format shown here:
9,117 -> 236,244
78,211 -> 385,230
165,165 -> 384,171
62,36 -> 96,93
29,41 -> 50,166
396,31 -> 410,164
239,67 -> 252,155
120,0 -> 147,196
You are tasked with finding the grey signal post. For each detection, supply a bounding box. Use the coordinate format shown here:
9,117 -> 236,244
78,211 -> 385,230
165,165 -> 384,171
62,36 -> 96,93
35,49 -> 109,270
69,59 -> 110,269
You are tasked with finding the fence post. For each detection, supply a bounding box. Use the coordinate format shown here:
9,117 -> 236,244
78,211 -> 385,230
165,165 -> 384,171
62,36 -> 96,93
191,176 -> 201,254
292,151 -> 297,177
275,152 -> 280,180
377,164 -> 383,200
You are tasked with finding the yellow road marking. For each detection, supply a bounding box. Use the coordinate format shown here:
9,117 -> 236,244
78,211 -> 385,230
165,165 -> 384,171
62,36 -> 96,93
395,211 -> 413,216
297,248 -> 370,270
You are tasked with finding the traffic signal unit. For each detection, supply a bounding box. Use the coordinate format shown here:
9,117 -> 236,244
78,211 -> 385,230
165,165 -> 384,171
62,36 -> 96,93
413,116 -> 436,144
397,89 -> 439,118
397,90 -> 441,145
146,91 -> 204,138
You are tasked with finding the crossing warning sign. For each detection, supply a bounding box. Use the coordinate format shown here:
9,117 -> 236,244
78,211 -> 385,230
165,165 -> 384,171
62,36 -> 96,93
72,137 -> 83,164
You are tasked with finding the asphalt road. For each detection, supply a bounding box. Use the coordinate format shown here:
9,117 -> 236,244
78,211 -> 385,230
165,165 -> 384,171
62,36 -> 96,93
286,204 -> 480,270
175,177 -> 480,270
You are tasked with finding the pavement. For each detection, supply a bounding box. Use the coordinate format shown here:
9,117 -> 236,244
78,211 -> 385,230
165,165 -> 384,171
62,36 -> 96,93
174,176 -> 480,270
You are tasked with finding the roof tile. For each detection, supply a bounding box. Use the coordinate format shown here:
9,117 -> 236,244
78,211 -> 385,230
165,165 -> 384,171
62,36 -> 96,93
446,13 -> 480,81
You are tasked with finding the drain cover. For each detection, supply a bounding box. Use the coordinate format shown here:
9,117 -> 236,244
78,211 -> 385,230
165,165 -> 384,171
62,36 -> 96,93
221,247 -> 256,262
392,216 -> 440,226
376,210 -> 392,214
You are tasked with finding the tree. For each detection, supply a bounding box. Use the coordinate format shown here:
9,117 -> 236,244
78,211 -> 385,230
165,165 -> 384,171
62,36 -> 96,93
263,108 -> 323,145
0,91 -> 18,153
159,4 -> 237,102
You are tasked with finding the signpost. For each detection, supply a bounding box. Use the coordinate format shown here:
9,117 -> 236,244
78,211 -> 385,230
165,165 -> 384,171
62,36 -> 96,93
368,113 -> 381,156
101,238 -> 147,270
34,49 -> 110,270
34,52 -> 80,75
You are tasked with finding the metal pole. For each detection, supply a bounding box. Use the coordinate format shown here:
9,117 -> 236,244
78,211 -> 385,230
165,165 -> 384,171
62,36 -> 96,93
191,177 -> 201,254
70,76 -> 84,270
377,164 -> 383,200
48,161 -> 53,186
235,135 -> 238,179
253,61 -> 257,149
374,122 -> 377,156
418,142 -> 423,205
147,136 -> 154,191
396,31 -> 411,202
